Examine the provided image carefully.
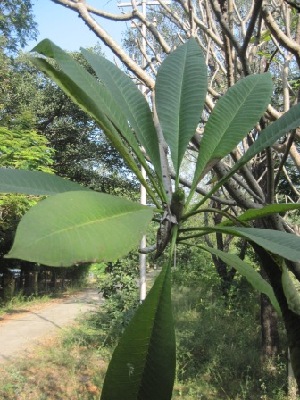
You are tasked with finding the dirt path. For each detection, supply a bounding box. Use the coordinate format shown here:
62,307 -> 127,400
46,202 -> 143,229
0,288 -> 102,363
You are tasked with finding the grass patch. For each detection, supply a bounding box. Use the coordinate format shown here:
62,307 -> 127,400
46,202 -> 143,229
0,293 -> 53,318
0,327 -> 107,400
0,266 -> 295,399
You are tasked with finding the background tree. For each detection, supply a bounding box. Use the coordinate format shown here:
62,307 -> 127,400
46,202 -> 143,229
0,14 -> 140,298
0,0 -> 37,53
1,49 -> 138,197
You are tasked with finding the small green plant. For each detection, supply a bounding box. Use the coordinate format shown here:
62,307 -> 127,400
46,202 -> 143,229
1,38 -> 300,398
98,254 -> 140,341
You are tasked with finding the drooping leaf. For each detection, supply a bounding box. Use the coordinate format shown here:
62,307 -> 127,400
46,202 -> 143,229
101,263 -> 175,400
201,245 -> 280,314
6,191 -> 154,266
221,203 -> 300,226
0,168 -> 88,196
191,73 -> 272,194
212,226 -> 300,263
30,40 -> 151,194
81,49 -> 162,179
155,38 -> 207,177
282,264 -> 300,316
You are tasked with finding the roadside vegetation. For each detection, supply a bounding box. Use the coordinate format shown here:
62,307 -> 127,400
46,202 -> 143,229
0,254 -> 291,400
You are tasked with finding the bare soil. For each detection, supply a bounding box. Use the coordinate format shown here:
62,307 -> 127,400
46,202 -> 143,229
0,288 -> 102,363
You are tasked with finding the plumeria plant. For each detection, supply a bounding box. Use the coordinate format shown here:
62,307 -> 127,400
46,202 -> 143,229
1,38 -> 300,398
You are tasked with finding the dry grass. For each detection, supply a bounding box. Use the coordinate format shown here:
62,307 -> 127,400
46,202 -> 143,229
0,332 -> 107,400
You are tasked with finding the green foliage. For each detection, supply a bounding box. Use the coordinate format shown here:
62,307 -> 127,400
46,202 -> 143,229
282,264 -> 300,316
205,101 -> 300,203
2,38 -> 300,398
190,73 -> 272,196
99,255 -> 139,301
97,254 -> 140,337
220,226 -> 300,263
81,48 -> 162,180
0,126 -> 54,172
101,263 -> 175,400
0,122 -> 55,261
222,203 -> 300,225
155,38 -> 207,178
6,191 -> 154,266
0,168 -> 89,196
200,244 -> 281,313
173,286 -> 287,400
30,40 -> 157,201
0,0 -> 37,53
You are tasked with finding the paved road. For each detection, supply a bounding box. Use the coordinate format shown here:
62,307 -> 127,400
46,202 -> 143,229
0,288 -> 102,363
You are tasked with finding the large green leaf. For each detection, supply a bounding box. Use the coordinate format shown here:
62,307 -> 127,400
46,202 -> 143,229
155,38 -> 207,177
0,168 -> 88,196
30,40 -> 150,193
199,102 -> 300,207
101,263 -> 175,400
221,203 -> 300,226
81,49 -> 162,179
201,245 -> 281,313
190,73 -> 272,197
6,191 -> 153,266
213,226 -> 300,263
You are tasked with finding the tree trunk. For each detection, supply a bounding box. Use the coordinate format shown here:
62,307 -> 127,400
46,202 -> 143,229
260,293 -> 279,361
253,243 -> 300,390
50,270 -> 57,290
3,272 -> 15,301
288,348 -> 298,400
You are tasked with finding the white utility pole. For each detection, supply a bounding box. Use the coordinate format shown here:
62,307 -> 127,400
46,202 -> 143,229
118,0 -> 170,302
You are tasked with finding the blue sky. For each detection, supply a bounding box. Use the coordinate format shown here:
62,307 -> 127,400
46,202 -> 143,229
26,1 -> 130,59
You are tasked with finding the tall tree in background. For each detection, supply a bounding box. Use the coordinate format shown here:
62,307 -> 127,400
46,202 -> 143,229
0,1 -> 138,298
0,0 -> 37,53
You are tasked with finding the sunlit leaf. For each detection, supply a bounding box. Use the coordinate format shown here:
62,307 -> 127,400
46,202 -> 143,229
30,40 -> 148,190
6,191 -> 153,266
191,73 -> 272,193
207,102 -> 300,201
155,38 -> 207,176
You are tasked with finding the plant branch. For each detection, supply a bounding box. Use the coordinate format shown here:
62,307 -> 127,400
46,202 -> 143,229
51,0 -> 155,90
241,0 -> 263,56
262,4 -> 300,67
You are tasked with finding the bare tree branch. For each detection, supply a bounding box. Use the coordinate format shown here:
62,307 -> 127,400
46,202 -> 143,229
262,4 -> 300,66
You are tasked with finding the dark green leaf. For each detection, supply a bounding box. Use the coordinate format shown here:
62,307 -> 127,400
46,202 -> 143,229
221,203 -> 300,226
101,263 -> 176,400
81,49 -> 162,179
214,226 -> 300,263
282,265 -> 300,316
30,40 -> 148,189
